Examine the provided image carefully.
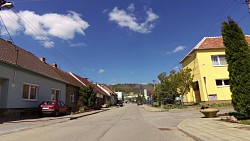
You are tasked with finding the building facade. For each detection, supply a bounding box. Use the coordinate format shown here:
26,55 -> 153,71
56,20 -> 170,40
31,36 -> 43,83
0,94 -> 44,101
0,39 -> 66,117
180,36 -> 250,103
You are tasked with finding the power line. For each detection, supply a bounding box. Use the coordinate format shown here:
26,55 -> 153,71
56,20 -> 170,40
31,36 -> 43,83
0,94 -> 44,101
203,0 -> 234,36
234,0 -> 247,4
7,8 -> 86,76
237,12 -> 249,23
0,13 -> 13,42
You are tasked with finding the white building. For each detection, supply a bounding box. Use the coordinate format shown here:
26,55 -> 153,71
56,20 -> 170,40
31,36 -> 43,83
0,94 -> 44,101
115,92 -> 124,100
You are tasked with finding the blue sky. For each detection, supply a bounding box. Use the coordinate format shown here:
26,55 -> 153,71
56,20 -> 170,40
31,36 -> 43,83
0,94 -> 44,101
1,0 -> 250,84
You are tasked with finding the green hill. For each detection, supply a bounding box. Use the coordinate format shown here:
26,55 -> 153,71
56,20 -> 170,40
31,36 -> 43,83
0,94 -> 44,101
109,83 -> 154,95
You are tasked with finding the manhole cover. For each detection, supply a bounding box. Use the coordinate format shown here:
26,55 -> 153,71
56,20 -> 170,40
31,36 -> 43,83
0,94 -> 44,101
158,128 -> 171,131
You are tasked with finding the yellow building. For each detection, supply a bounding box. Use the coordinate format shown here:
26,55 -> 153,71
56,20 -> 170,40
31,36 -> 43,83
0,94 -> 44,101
180,36 -> 250,103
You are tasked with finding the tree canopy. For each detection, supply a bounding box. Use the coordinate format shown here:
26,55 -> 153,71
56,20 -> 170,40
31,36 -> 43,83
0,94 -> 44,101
79,84 -> 97,109
155,68 -> 193,105
222,18 -> 250,115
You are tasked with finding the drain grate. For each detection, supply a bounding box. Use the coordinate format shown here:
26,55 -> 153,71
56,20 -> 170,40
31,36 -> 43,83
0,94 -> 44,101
158,128 -> 171,131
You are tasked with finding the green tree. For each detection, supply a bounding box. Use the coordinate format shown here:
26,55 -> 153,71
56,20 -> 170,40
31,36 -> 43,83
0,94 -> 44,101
222,18 -> 250,115
170,68 -> 193,98
142,94 -> 146,104
156,68 -> 193,105
79,84 -> 97,109
155,77 -> 175,105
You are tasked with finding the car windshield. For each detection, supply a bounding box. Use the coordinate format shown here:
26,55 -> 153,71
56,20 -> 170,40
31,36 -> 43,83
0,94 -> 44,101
42,101 -> 54,105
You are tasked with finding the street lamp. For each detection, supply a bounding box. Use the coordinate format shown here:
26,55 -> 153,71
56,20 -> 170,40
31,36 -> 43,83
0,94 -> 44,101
0,0 -> 14,9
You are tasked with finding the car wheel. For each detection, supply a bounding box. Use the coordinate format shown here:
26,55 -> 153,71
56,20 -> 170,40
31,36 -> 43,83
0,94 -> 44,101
54,110 -> 59,117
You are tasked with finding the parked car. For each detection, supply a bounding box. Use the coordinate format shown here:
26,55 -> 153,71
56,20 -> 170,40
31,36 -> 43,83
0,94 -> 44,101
137,102 -> 142,105
38,100 -> 69,117
117,101 -> 123,107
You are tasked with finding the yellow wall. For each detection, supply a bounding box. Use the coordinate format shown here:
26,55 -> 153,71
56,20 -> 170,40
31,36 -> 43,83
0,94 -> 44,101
181,48 -> 232,103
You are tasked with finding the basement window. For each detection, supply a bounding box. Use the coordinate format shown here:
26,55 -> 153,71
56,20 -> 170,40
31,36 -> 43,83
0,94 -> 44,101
216,79 -> 229,87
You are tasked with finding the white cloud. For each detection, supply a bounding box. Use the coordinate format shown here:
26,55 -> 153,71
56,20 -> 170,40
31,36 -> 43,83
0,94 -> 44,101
173,46 -> 186,53
103,9 -> 108,14
108,5 -> 159,34
166,45 -> 186,55
173,66 -> 181,71
98,69 -> 105,74
129,71 -> 134,74
0,11 -> 21,35
0,10 -> 89,48
146,9 -> 159,22
127,3 -> 135,12
165,51 -> 171,55
69,42 -> 86,47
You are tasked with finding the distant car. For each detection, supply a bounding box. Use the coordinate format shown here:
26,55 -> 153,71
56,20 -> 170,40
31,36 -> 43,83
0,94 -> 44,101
38,100 -> 69,117
137,102 -> 142,105
117,101 -> 123,107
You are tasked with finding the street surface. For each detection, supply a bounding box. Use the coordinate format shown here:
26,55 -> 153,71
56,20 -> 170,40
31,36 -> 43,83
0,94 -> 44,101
0,104 -> 204,141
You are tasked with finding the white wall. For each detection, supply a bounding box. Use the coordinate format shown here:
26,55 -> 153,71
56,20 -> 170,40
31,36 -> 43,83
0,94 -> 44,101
0,63 -> 66,108
116,92 -> 124,100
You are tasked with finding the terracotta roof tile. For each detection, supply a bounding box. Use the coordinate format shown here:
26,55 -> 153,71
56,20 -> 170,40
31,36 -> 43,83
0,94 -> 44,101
196,36 -> 250,49
180,36 -> 250,63
70,73 -> 109,96
49,66 -> 82,87
0,38 -> 65,82
101,84 -> 117,95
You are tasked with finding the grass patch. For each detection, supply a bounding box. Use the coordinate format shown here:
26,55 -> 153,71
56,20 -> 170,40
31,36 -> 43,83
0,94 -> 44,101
209,103 -> 232,108
239,120 -> 250,125
163,104 -> 187,110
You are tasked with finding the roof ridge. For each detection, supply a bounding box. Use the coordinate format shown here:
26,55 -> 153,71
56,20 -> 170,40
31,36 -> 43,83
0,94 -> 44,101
180,35 -> 250,63
180,36 -> 222,63
203,36 -> 222,38
69,72 -> 87,87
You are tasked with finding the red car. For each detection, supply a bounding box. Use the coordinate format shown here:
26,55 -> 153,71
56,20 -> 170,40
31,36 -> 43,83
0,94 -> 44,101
38,100 -> 69,117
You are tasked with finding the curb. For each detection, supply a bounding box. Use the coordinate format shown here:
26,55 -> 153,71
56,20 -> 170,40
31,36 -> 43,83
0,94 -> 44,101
69,109 -> 110,120
0,118 -> 69,136
177,119 -> 204,141
0,109 -> 110,136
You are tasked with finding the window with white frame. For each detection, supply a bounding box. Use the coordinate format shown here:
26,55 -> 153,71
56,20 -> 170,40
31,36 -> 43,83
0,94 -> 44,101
211,55 -> 227,66
22,83 -> 38,100
70,92 -> 74,102
51,89 -> 60,100
216,79 -> 229,87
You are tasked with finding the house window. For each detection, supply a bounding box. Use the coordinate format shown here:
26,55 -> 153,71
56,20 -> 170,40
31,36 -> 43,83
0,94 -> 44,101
216,79 -> 229,87
211,55 -> 227,66
51,89 -> 60,100
70,92 -> 74,102
22,83 -> 38,100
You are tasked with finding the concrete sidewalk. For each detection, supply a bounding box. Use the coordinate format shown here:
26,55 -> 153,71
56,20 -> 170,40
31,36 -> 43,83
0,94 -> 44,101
141,104 -> 250,141
0,108 -> 110,136
178,118 -> 250,141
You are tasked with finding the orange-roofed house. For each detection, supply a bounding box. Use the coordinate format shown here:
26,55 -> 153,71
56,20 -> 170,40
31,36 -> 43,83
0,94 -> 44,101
101,84 -> 117,105
0,38 -> 67,117
70,73 -> 110,109
180,36 -> 250,104
47,64 -> 83,112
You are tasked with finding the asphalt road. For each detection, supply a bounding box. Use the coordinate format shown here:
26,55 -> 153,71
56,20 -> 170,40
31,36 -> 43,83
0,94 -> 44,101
0,104 -> 202,141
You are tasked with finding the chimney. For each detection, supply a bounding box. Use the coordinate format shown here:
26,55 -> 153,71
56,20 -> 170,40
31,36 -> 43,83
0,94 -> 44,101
39,57 -> 46,62
53,63 -> 57,68
6,39 -> 13,44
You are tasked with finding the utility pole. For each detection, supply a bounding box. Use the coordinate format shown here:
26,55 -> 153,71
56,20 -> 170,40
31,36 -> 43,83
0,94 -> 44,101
246,0 -> 250,13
